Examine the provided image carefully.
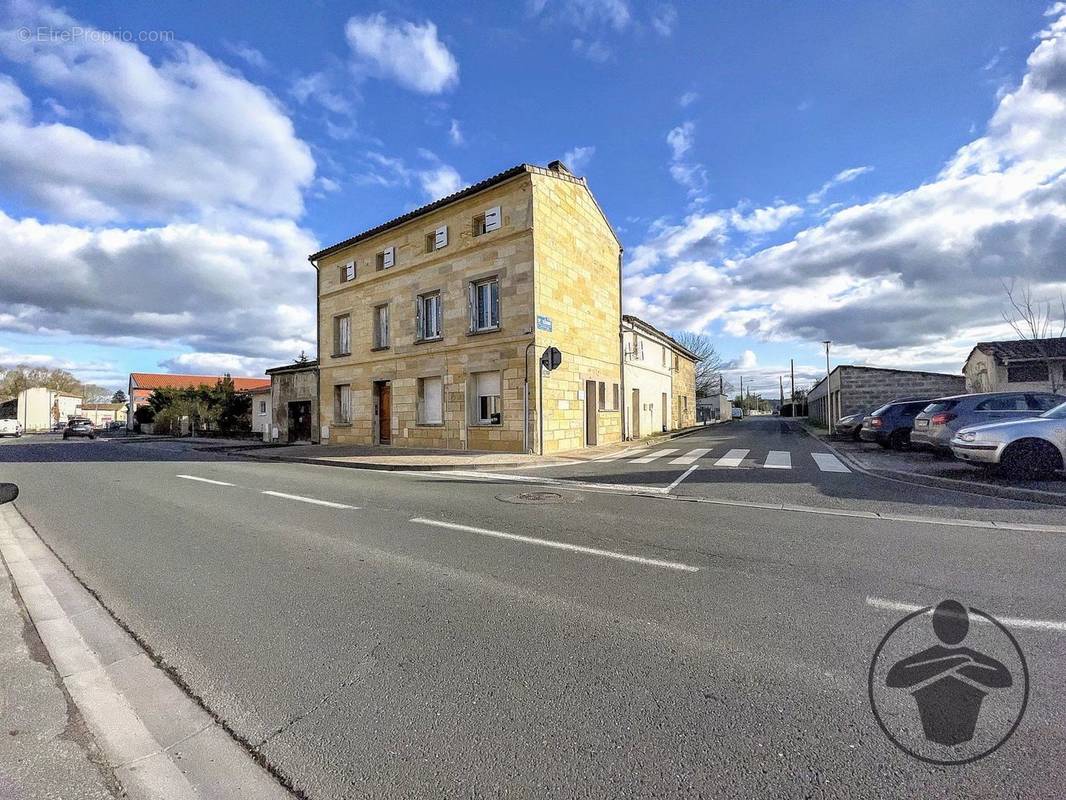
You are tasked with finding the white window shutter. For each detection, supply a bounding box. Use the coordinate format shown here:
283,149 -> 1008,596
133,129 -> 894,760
435,294 -> 443,337
415,297 -> 423,340
467,283 -> 477,332
345,261 -> 355,281
435,225 -> 448,249
484,206 -> 501,232
383,246 -> 394,268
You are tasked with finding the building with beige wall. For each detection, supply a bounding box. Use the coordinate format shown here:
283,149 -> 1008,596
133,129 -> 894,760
265,359 -> 319,443
310,161 -> 624,455
963,337 -> 1066,394
621,315 -> 698,438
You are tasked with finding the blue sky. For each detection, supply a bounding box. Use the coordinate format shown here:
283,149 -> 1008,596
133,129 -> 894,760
1,0 -> 1064,395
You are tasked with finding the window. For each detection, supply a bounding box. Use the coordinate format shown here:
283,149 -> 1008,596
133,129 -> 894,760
427,225 -> 448,252
598,381 -> 607,410
375,252 -> 385,271
373,304 -> 390,349
1007,362 -> 1050,383
484,206 -> 501,232
473,371 -> 501,424
258,400 -> 267,415
425,232 -> 436,253
375,246 -> 394,271
472,214 -> 486,237
1028,394 -> 1059,411
417,292 -> 443,340
333,385 -> 351,424
683,395 -> 689,411
975,394 -> 1029,412
333,314 -> 351,356
469,278 -> 500,332
612,383 -> 619,411
662,346 -> 668,367
418,376 -> 443,424
340,261 -> 355,282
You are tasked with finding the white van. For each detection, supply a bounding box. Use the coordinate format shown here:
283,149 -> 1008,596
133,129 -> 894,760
0,419 -> 23,437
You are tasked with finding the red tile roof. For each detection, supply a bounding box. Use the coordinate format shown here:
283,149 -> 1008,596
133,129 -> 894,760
129,373 -> 270,392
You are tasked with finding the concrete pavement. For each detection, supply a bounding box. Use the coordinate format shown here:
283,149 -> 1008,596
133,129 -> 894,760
2,429 -> 1065,797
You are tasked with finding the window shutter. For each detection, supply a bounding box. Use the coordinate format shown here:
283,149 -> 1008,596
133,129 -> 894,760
490,281 -> 500,327
484,206 -> 501,232
344,261 -> 355,281
435,225 -> 448,249
415,297 -> 423,340
434,294 -> 443,337
467,283 -> 477,332
383,246 -> 394,268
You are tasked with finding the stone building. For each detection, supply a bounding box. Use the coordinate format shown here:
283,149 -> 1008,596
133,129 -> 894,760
963,337 -> 1066,395
310,162 -> 623,454
265,360 -> 318,443
621,315 -> 698,437
808,365 -> 966,428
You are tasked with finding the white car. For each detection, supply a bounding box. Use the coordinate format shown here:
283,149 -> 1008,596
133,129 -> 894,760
0,419 -> 22,437
950,400 -> 1066,479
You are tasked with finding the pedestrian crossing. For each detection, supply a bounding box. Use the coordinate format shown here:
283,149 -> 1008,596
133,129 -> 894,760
593,446 -> 851,473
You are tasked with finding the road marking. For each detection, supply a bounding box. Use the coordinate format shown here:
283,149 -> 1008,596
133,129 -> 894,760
409,517 -> 699,572
763,450 -> 791,470
176,474 -> 235,486
812,452 -> 850,473
595,448 -> 648,462
665,465 -> 699,493
670,448 -> 711,465
260,491 -> 358,509
866,596 -> 1066,633
631,448 -> 678,464
714,449 -> 749,467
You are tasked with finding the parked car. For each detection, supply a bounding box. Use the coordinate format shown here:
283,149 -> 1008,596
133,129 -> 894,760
951,400 -> 1066,478
0,419 -> 22,437
62,417 -> 96,440
835,410 -> 868,440
731,407 -> 743,419
859,399 -> 933,450
911,392 -> 1064,452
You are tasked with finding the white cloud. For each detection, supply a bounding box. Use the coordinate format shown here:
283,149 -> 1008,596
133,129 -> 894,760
0,4 -> 315,224
651,4 -> 677,36
727,350 -> 758,370
729,203 -> 804,235
224,41 -> 269,70
678,90 -> 699,107
628,5 -> 1066,367
345,13 -> 458,94
532,0 -> 631,31
665,121 -> 708,196
571,38 -> 612,63
357,151 -> 464,200
666,122 -> 694,159
449,118 -> 463,145
419,164 -> 463,199
563,145 -> 596,173
291,71 -> 351,117
806,165 -> 874,205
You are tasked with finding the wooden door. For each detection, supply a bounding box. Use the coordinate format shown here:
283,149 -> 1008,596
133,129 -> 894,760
661,392 -> 668,431
378,383 -> 391,444
631,388 -> 640,438
585,380 -> 597,446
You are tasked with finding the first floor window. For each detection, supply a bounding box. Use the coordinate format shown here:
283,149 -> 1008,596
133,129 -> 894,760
417,292 -> 442,340
473,371 -> 501,424
334,384 -> 351,424
374,304 -> 389,348
612,383 -> 620,410
258,400 -> 267,415
470,278 -> 500,331
333,314 -> 351,355
598,381 -> 607,410
418,376 -> 443,424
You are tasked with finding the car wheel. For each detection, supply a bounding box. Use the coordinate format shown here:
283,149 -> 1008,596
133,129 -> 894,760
999,439 -> 1063,480
888,430 -> 911,451
877,440 -> 891,449
62,433 -> 68,439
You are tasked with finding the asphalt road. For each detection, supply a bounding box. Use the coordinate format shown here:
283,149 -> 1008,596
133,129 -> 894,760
2,421 -> 1065,798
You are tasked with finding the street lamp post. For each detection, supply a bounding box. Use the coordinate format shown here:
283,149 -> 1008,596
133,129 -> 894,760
822,340 -> 832,435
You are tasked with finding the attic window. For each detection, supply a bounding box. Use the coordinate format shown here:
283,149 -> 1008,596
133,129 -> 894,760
472,214 -> 486,237
376,246 -> 395,270
340,262 -> 355,282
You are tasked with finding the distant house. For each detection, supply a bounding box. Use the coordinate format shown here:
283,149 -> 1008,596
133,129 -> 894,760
621,315 -> 699,438
2,387 -> 82,432
963,337 -> 1066,395
808,366 -> 966,429
127,372 -> 270,429
249,386 -> 272,438
77,402 -> 128,427
265,360 -> 319,443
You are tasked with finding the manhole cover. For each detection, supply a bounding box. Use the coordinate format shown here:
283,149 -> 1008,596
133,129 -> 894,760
496,491 -> 576,505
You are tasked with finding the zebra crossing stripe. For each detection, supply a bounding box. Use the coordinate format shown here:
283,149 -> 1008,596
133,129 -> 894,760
669,448 -> 711,465
595,448 -> 648,462
631,448 -> 679,463
714,449 -> 749,467
812,452 -> 851,473
763,450 -> 791,469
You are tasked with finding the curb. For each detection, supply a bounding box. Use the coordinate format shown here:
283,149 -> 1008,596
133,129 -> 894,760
237,451 -> 569,472
799,423 -> 1066,509
0,504 -> 297,800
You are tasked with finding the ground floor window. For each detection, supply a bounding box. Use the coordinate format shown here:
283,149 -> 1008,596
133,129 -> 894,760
334,384 -> 351,424
418,376 -> 443,424
473,371 -> 501,424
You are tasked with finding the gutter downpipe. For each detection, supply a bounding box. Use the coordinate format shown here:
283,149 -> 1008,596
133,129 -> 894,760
309,256 -> 321,444
524,341 -> 535,454
618,250 -> 627,440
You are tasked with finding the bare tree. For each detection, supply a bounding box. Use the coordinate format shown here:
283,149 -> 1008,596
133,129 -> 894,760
670,331 -> 730,397
1001,280 -> 1066,392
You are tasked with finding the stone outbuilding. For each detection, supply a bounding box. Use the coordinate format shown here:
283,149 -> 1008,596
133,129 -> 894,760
265,360 -> 319,443
808,365 -> 966,429
963,337 -> 1066,395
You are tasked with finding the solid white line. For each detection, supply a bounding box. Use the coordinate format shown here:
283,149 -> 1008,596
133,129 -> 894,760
176,474 -> 235,486
714,449 -> 749,467
866,596 -> 1066,633
409,517 -> 699,572
763,450 -> 791,470
665,465 -> 699,493
812,452 -> 850,473
260,491 -> 358,509
669,448 -> 711,465
631,448 -> 679,464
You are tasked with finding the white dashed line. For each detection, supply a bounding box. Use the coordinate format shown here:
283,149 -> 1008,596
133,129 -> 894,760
260,491 -> 359,509
409,517 -> 699,572
176,474 -> 235,486
665,465 -> 699,493
866,596 -> 1066,633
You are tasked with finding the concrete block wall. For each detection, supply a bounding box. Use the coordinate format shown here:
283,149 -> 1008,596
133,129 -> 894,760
836,368 -> 966,418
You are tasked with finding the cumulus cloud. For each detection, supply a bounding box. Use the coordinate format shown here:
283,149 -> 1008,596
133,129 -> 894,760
563,145 -> 596,173
0,4 -> 314,223
531,0 -> 631,31
666,121 -> 708,196
629,4 -> 1066,373
345,13 -> 459,94
449,119 -> 464,145
419,164 -> 463,199
357,151 -> 464,200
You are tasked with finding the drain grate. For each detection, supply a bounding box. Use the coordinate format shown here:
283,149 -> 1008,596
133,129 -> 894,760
496,491 -> 576,505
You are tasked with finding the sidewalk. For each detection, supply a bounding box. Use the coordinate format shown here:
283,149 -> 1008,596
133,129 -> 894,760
802,423 -> 1066,507
238,423 -> 715,471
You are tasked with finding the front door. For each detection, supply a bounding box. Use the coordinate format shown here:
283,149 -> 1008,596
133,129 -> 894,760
585,380 -> 598,446
376,381 -> 392,444
662,392 -> 668,431
288,401 -> 312,442
631,388 -> 640,439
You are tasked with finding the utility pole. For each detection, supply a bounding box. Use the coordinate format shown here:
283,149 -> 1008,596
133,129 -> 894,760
822,340 -> 833,434
739,375 -> 743,409
779,375 -> 784,410
790,359 -> 795,403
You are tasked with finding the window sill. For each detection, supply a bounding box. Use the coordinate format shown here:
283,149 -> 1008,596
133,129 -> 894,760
370,345 -> 390,352
466,327 -> 501,337
414,336 -> 444,345
330,352 -> 350,359
332,422 -> 352,428
469,422 -> 503,427
416,422 -> 444,428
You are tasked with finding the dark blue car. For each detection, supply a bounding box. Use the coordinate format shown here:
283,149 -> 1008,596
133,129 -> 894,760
859,398 -> 936,450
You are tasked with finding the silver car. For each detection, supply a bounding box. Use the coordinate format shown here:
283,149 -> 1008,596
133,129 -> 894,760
911,391 -> 1064,451
951,400 -> 1066,478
